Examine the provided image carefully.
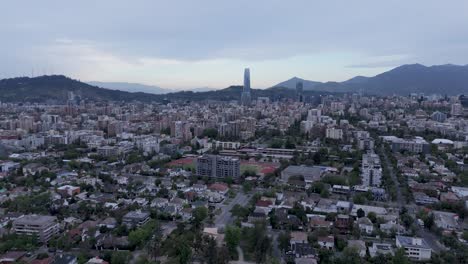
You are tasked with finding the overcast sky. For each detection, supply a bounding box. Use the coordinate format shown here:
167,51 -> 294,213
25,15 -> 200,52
1,0 -> 468,89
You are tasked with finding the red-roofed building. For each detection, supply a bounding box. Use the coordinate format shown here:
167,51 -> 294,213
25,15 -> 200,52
31,257 -> 53,264
208,183 -> 229,195
255,199 -> 274,214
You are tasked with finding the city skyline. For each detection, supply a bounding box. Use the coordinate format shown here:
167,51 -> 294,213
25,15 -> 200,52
1,0 -> 468,89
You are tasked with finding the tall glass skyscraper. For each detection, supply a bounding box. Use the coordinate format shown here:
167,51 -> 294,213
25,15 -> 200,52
241,68 -> 251,106
296,81 -> 304,103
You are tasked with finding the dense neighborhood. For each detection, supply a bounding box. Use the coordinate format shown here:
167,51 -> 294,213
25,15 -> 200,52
0,88 -> 468,264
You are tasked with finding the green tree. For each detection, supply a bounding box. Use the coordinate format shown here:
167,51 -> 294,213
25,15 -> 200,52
224,225 -> 241,252
356,208 -> 365,218
278,232 -> 291,252
192,206 -> 208,226
128,220 -> 159,248
392,248 -> 411,264
111,251 -> 131,264
367,212 -> 377,223
202,128 -> 218,139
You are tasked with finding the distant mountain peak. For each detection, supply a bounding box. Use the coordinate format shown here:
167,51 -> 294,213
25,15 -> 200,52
273,77 -> 322,90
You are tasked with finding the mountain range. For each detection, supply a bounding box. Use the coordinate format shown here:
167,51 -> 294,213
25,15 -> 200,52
274,64 -> 468,95
87,81 -> 216,94
1,64 -> 467,103
87,81 -> 171,94
0,75 -> 161,102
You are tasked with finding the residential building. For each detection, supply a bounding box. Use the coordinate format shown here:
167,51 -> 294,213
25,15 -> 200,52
361,152 -> 382,187
395,236 -> 432,261
196,155 -> 240,180
13,214 -> 59,242
122,211 -> 150,228
325,127 -> 343,140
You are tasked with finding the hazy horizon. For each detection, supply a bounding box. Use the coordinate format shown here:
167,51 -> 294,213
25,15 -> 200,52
2,0 -> 468,89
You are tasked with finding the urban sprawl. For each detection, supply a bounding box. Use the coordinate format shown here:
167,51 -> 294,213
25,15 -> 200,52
0,69 -> 468,264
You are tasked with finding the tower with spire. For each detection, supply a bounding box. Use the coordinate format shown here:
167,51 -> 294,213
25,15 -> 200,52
240,68 -> 251,106
296,81 -> 304,103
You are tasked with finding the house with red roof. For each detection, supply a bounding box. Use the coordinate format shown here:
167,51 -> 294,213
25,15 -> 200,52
208,183 -> 229,195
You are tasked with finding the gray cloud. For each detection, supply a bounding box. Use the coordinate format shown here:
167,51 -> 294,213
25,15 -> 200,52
1,0 -> 468,85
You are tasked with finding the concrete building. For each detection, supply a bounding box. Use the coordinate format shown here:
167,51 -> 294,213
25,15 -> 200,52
196,155 -> 240,180
97,146 -> 120,157
381,136 -> 430,154
122,211 -> 150,228
13,214 -> 59,242
325,127 -> 343,140
281,165 -> 324,186
396,236 -> 432,261
361,152 -> 382,187
451,103 -> 463,116
431,111 -> 447,122
355,131 -> 374,150
213,141 -> 241,150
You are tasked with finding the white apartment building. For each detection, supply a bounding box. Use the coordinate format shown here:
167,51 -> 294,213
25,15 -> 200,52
396,236 -> 432,261
361,152 -> 382,187
326,127 -> 343,140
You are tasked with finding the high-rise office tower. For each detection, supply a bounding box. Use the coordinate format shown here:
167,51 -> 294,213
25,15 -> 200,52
240,68 -> 252,106
296,81 -> 304,102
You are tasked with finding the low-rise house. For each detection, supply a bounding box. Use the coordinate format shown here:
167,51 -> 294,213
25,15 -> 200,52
57,185 -> 80,197
357,217 -> 374,234
151,198 -> 169,208
332,185 -> 350,195
98,217 -> 117,229
368,243 -> 394,258
290,231 -> 308,247
180,207 -> 193,221
289,231 -> 315,258
206,191 -> 224,203
335,214 -> 352,230
440,192 -> 460,204
317,236 -> 334,250
248,211 -> 268,223
336,201 -> 352,214
208,183 -> 229,195
255,199 -> 274,214
451,186 -> 468,198
414,192 -> 439,205
313,199 -> 337,214
169,197 -> 186,211
191,183 -> 207,193
52,254 -> 78,264
433,211 -> 460,231
0,251 -> 26,263
309,216 -> 332,230
23,163 -> 49,176
86,256 -> 109,264
294,258 -> 317,264
132,197 -> 149,207
103,202 -> 119,210
380,222 -> 405,235
162,205 -> 179,216
347,240 -> 366,257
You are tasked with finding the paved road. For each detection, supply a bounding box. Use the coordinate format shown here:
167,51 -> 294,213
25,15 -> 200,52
379,144 -> 446,253
379,145 -> 403,205
215,192 -> 250,228
230,246 -> 254,264
268,229 -> 283,262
